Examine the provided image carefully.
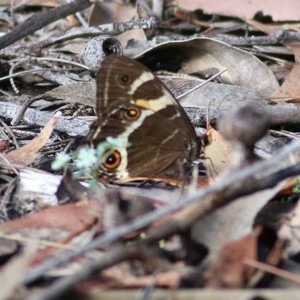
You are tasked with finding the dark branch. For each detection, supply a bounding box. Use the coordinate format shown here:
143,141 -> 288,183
0,0 -> 92,51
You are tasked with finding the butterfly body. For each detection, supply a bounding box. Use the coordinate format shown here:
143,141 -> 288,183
85,55 -> 201,181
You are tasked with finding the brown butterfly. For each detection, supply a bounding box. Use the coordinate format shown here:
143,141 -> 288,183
85,55 -> 202,182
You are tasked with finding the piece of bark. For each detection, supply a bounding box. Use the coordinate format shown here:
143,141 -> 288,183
0,101 -> 91,137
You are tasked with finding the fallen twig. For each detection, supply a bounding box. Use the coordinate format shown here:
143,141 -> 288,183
0,101 -> 91,137
29,17 -> 158,52
213,30 -> 300,46
0,0 -> 92,51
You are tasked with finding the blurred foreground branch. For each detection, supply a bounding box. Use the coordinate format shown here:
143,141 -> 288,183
27,140 -> 300,299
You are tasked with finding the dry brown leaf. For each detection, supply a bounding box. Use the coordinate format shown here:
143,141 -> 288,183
272,42 -> 300,99
0,200 -> 102,237
98,265 -> 185,289
0,243 -> 37,300
246,19 -> 280,34
206,226 -> 282,288
89,0 -> 146,48
44,82 -> 96,107
89,0 -> 136,25
0,140 -> 9,153
191,180 -> 287,256
206,232 -> 257,288
5,112 -> 60,166
177,0 -> 300,21
137,38 -> 279,96
78,266 -> 184,291
115,269 -> 182,288
204,123 -> 231,179
57,40 -> 87,55
0,200 -> 103,266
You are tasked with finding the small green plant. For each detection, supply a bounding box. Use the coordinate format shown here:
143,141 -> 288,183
52,136 -> 128,183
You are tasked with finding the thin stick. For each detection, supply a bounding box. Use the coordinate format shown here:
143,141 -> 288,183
244,258 -> 300,285
0,0 -> 92,50
27,17 -> 158,53
177,69 -> 227,100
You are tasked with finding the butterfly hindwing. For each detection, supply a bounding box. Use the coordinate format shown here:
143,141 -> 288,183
85,55 -> 200,180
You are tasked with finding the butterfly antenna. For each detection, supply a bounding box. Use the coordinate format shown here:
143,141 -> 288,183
206,69 -> 232,126
204,70 -> 231,179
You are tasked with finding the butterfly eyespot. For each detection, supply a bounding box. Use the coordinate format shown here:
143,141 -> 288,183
102,150 -> 122,170
124,107 -> 141,120
118,73 -> 132,85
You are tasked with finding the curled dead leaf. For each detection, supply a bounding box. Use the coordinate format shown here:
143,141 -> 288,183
136,38 -> 279,96
4,112 -> 61,166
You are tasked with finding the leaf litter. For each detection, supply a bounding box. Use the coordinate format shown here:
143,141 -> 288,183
1,1 -> 300,299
